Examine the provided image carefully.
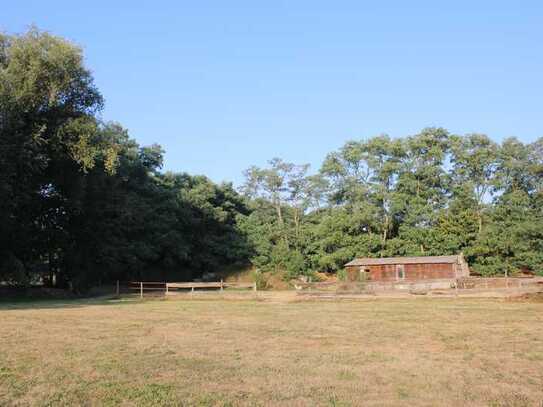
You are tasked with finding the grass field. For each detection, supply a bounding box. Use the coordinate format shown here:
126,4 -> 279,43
1,296 -> 542,406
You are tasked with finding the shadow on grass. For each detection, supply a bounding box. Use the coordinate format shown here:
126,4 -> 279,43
0,295 -> 152,311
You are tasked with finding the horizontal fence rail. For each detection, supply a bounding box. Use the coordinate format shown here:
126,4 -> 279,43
166,281 -> 257,296
124,280 -> 257,298
457,277 -> 543,290
294,276 -> 543,295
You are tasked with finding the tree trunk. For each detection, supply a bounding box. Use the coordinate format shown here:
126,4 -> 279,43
293,208 -> 300,239
274,199 -> 289,247
382,214 -> 388,246
275,200 -> 283,225
477,208 -> 483,235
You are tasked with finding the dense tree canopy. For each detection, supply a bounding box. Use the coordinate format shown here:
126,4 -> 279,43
1,28 -> 541,291
240,129 -> 543,278
0,29 -> 250,290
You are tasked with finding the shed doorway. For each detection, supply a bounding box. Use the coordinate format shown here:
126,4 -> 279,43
396,264 -> 405,280
359,267 -> 371,281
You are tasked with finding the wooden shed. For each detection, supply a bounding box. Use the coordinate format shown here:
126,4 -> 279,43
344,255 -> 469,282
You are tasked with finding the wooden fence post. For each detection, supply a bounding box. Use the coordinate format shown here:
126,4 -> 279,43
454,263 -> 459,298
220,279 -> 224,292
191,286 -> 194,297
165,283 -> 169,295
116,280 -> 120,296
140,282 -> 143,299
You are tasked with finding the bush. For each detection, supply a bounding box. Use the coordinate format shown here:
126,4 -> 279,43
336,269 -> 347,281
251,269 -> 268,290
0,253 -> 29,286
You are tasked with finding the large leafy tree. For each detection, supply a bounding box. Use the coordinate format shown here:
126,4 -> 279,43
0,29 -> 252,290
240,159 -> 325,277
395,128 -> 450,255
321,135 -> 405,251
0,28 -> 105,285
449,134 -> 499,236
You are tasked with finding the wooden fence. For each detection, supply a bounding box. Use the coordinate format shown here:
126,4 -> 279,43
456,277 -> 543,290
127,281 -> 166,297
125,280 -> 256,298
294,277 -> 543,294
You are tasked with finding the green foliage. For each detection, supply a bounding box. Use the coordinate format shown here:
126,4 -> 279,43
467,191 -> 543,276
0,28 -> 251,291
336,269 -> 347,282
240,128 -> 543,279
2,27 -> 542,290
251,269 -> 268,290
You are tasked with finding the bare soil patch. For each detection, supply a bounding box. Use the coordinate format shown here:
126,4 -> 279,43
507,292 -> 543,303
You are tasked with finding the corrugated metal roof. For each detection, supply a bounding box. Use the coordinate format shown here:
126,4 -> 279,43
345,255 -> 460,267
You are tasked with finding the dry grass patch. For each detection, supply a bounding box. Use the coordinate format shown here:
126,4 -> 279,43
1,297 -> 542,406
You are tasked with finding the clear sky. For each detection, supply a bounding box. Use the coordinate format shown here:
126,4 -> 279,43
3,1 -> 543,185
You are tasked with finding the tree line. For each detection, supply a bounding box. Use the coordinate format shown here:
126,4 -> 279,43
1,29 -> 542,291
0,29 -> 251,290
241,131 -> 543,279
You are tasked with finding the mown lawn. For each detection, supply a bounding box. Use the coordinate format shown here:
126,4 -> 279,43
1,296 -> 542,406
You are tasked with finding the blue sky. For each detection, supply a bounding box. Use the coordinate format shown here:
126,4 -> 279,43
3,1 -> 543,185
